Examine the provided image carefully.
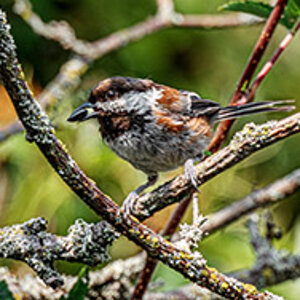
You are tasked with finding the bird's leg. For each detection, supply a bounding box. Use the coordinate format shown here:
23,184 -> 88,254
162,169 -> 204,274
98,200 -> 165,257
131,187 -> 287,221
121,174 -> 158,217
184,157 -> 202,193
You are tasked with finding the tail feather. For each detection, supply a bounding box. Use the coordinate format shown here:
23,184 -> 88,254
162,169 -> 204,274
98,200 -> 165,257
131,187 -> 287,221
216,100 -> 295,121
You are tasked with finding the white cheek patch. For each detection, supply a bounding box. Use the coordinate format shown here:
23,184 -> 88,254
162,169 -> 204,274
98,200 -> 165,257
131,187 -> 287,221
125,88 -> 163,114
96,99 -> 126,113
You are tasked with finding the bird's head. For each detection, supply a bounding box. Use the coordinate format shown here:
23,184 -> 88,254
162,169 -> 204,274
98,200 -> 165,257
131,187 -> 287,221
67,76 -> 154,123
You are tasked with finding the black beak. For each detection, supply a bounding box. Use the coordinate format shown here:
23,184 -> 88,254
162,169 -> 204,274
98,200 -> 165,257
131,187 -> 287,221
67,102 -> 98,122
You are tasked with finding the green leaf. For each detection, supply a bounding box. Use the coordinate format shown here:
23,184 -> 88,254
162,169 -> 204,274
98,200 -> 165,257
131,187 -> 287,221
0,281 -> 14,300
220,0 -> 292,28
203,150 -> 212,157
220,1 -> 274,19
285,0 -> 300,28
61,267 -> 89,300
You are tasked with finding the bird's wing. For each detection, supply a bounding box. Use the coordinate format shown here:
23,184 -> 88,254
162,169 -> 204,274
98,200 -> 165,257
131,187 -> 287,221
188,94 -> 221,118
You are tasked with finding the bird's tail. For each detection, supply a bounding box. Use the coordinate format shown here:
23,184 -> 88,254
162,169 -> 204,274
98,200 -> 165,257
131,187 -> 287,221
216,100 -> 295,121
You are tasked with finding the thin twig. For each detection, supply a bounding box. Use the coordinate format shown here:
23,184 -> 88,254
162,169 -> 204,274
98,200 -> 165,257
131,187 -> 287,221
13,0 -> 262,59
248,20 -> 300,101
202,168 -> 300,234
0,10 -> 277,299
209,0 -> 289,152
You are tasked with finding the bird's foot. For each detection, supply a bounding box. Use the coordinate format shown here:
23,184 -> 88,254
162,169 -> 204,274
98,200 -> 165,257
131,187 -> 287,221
120,191 -> 139,220
184,159 -> 200,193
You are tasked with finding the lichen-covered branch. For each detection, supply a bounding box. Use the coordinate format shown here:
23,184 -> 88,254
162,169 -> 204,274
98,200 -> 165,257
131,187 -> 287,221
0,218 -> 117,288
231,215 -> 300,288
0,56 -> 89,143
133,116 -> 300,219
0,259 -> 216,300
0,10 -> 279,299
0,254 -> 145,300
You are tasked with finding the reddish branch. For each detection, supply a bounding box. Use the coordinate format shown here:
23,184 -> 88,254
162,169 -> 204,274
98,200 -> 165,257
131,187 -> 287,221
248,21 -> 300,101
0,10 -> 280,299
209,0 -> 289,153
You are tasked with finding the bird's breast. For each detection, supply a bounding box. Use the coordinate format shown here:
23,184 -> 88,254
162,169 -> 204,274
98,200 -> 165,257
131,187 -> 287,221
99,115 -> 132,139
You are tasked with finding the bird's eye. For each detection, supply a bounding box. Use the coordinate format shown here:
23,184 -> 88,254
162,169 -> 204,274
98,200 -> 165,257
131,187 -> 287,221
107,90 -> 116,99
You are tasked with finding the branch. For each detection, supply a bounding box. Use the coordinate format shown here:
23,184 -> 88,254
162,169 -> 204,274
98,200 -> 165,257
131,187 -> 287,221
0,218 -> 117,288
248,20 -> 300,101
131,0 -> 288,296
0,9 -> 279,299
0,258 -> 216,300
202,168 -> 300,234
13,0 -> 262,59
0,56 -> 88,144
0,254 -> 145,300
131,193 -> 195,300
209,0 -> 289,152
0,0 -> 262,144
133,115 -> 300,219
231,214 -> 300,288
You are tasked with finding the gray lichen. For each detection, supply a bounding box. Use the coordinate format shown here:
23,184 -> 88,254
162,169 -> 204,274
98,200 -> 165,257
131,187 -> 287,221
0,218 -> 118,288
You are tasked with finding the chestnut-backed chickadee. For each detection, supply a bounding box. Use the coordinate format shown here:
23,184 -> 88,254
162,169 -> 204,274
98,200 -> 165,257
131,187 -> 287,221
68,76 -> 293,214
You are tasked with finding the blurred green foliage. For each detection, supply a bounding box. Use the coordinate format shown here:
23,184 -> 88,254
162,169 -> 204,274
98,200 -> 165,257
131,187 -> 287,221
0,0 -> 300,298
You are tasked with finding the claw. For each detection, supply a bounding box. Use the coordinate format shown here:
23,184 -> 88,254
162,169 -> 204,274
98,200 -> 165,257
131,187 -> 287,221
120,174 -> 158,219
121,191 -> 139,219
184,159 -> 200,193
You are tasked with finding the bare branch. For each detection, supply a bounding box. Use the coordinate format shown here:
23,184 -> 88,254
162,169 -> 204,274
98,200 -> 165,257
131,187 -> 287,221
203,168 -> 300,234
177,13 -> 263,28
0,10 -> 279,299
13,0 -> 263,59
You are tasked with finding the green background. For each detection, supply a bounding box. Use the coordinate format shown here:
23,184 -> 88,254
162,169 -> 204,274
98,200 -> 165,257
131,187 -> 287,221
0,0 -> 300,298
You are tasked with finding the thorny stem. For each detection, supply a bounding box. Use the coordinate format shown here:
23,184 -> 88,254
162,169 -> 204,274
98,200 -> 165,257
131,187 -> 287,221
0,10 -> 278,299
209,0 -> 289,153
